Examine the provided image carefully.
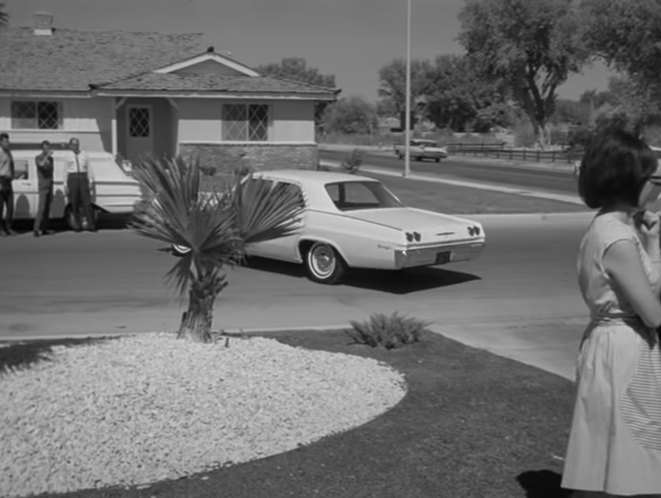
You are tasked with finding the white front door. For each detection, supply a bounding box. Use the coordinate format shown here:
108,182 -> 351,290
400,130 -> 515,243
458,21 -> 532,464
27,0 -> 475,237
126,105 -> 153,161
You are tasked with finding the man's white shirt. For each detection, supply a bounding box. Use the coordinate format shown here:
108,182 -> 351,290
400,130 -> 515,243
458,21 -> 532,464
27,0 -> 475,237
65,150 -> 94,179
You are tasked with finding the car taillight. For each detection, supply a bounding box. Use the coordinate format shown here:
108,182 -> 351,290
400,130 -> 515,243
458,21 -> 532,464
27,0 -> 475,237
406,231 -> 422,242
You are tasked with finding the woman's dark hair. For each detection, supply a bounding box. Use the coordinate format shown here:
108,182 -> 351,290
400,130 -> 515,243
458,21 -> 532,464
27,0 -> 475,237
578,128 -> 658,209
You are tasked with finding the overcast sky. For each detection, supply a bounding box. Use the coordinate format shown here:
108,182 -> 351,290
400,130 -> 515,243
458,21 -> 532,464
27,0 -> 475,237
7,0 -> 612,102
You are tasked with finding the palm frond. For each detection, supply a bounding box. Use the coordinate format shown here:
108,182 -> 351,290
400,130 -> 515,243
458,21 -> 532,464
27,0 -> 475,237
0,3 -> 8,28
235,175 -> 305,244
130,156 -> 305,300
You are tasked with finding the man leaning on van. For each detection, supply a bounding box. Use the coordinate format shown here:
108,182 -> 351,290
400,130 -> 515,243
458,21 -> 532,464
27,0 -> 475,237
0,132 -> 15,236
65,137 -> 96,232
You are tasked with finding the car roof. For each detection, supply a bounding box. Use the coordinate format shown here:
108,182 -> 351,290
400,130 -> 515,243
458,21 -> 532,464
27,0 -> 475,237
256,169 -> 380,186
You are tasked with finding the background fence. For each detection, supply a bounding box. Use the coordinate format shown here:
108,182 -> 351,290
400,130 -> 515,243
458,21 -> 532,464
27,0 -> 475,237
446,142 -> 584,164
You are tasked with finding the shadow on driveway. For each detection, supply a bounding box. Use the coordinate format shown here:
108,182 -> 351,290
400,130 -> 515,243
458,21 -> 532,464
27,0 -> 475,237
245,256 -> 481,294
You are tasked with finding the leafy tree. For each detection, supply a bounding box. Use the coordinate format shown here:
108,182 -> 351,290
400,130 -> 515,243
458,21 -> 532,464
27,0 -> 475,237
377,58 -> 436,120
458,0 -> 589,147
322,96 -> 377,135
581,0 -> 661,104
425,54 -> 513,132
131,158 -> 304,343
257,57 -> 335,88
257,57 -> 337,123
0,3 -> 8,28
551,99 -> 589,126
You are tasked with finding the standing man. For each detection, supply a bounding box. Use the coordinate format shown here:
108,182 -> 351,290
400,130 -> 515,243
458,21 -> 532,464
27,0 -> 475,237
34,140 -> 55,237
65,137 -> 95,232
0,132 -> 15,236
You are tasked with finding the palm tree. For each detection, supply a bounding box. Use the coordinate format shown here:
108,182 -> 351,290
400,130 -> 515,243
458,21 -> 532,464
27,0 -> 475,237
0,3 -> 8,28
130,157 -> 304,343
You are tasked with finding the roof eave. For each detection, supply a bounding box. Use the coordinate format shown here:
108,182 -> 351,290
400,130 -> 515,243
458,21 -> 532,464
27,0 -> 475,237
92,89 -> 338,100
0,89 -> 93,98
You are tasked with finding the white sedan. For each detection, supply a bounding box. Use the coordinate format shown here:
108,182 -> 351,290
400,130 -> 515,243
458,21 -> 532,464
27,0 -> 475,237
175,170 -> 486,284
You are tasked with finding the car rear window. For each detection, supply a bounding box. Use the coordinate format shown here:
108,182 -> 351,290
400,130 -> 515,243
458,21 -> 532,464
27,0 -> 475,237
325,181 -> 403,211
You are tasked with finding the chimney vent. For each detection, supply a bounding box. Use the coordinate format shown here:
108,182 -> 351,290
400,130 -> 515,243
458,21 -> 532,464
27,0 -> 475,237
33,12 -> 54,36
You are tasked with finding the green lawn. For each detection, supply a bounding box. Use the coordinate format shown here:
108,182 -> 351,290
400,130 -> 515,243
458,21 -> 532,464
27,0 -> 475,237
1,330 -> 574,498
365,171 -> 588,215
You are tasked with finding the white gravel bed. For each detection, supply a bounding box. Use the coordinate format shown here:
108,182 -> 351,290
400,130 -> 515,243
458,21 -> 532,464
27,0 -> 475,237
0,333 -> 406,498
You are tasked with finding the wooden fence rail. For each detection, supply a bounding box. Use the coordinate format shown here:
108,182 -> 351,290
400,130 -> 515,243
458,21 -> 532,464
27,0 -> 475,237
446,142 -> 583,164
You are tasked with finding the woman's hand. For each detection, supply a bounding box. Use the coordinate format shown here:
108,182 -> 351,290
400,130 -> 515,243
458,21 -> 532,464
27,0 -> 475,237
635,210 -> 661,240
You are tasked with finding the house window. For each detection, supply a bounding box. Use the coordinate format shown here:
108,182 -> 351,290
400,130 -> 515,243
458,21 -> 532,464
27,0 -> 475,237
11,101 -> 61,129
222,104 -> 269,141
129,107 -> 151,137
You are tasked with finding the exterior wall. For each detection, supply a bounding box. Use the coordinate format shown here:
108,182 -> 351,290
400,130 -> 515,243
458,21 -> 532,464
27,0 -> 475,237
177,99 -> 316,144
271,101 -> 315,142
179,143 -> 319,190
173,60 -> 245,76
116,97 -> 174,160
0,97 -> 113,151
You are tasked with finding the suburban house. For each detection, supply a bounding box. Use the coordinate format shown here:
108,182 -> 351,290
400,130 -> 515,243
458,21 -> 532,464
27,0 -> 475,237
0,12 -> 339,173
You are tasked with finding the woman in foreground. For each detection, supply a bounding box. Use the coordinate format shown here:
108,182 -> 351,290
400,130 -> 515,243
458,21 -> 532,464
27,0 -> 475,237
562,128 -> 661,497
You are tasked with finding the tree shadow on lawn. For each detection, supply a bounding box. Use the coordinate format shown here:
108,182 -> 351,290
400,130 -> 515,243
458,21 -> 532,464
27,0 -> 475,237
40,329 -> 575,498
245,256 -> 480,294
0,337 -> 118,375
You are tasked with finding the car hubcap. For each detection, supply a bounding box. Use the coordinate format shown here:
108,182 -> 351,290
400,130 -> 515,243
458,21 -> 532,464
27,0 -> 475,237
311,246 -> 335,277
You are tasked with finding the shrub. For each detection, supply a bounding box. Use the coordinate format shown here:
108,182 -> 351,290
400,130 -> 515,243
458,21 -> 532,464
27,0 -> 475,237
346,312 -> 430,349
340,148 -> 364,174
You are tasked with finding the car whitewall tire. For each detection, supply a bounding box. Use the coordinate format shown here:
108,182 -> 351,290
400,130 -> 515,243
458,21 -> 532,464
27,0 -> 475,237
305,242 -> 346,284
171,244 -> 192,257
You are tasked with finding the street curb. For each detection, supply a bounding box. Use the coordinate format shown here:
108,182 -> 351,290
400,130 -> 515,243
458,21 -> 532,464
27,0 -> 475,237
0,325 -> 354,344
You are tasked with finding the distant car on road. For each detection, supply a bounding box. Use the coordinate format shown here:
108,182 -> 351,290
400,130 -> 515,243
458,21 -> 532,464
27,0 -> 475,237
393,139 -> 449,162
172,169 -> 486,284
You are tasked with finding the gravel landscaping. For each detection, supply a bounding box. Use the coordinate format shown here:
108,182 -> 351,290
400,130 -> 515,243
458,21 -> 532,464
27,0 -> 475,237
0,333 -> 406,498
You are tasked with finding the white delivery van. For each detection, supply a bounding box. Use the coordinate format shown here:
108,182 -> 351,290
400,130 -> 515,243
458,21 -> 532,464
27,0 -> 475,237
10,149 -> 143,229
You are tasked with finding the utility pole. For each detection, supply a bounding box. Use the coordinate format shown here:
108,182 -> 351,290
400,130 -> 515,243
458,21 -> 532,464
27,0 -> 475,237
404,0 -> 411,178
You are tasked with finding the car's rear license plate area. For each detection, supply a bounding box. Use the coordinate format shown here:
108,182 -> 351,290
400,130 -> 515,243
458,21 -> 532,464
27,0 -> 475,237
435,251 -> 452,264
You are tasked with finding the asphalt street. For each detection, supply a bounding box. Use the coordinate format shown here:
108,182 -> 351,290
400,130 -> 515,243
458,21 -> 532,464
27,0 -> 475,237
0,211 -> 593,380
319,149 -> 578,196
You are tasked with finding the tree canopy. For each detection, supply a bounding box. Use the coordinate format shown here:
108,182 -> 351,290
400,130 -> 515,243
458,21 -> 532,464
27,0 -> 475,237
256,57 -> 335,89
322,96 -> 377,135
458,0 -> 589,147
581,0 -> 661,106
377,58 -> 435,120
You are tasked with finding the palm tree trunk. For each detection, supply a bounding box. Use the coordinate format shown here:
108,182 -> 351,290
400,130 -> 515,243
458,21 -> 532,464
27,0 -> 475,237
177,271 -> 227,343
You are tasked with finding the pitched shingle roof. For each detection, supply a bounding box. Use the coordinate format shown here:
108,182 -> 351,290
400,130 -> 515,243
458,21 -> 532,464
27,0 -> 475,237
95,72 -> 338,98
0,26 -> 338,99
0,27 -> 205,91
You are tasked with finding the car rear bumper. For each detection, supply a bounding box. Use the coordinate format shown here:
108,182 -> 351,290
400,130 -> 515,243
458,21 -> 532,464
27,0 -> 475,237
394,240 -> 485,269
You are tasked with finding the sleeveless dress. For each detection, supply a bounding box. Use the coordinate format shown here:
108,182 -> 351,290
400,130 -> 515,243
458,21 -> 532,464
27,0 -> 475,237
562,212 -> 661,495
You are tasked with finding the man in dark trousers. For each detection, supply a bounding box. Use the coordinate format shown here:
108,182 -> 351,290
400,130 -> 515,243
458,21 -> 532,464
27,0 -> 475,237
0,132 -> 15,236
34,140 -> 55,236
65,137 -> 95,232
